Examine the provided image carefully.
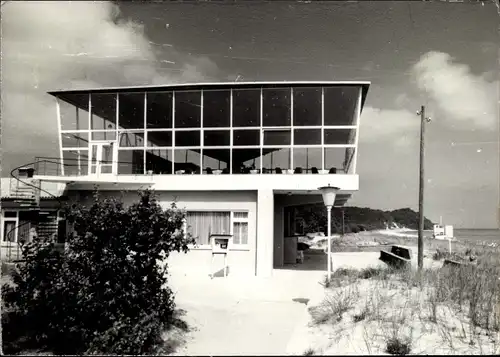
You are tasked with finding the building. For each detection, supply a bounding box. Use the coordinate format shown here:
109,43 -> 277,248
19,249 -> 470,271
1,167 -> 67,261
7,81 -> 370,277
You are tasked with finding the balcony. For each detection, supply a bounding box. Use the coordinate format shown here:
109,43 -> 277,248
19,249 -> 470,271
33,155 -> 359,193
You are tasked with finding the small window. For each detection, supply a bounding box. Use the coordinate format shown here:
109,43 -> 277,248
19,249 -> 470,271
4,211 -> 18,218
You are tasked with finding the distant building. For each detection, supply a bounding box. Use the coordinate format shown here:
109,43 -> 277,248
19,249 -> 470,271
5,81 -> 370,277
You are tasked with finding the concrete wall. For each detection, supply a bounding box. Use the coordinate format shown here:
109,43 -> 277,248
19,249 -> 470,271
70,190 -> 259,277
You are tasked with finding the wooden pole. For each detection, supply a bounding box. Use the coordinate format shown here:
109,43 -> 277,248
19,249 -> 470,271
417,105 -> 429,271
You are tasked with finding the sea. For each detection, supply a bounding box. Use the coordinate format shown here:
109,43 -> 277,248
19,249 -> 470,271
403,229 -> 499,244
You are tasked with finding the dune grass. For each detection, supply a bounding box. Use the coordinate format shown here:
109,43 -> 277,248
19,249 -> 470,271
307,246 -> 500,355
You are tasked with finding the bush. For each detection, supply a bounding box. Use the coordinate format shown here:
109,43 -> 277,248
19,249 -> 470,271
385,337 -> 411,355
2,189 -> 194,355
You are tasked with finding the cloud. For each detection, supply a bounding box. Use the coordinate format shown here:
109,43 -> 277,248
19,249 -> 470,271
0,1 -> 219,172
412,51 -> 497,130
359,107 -> 420,148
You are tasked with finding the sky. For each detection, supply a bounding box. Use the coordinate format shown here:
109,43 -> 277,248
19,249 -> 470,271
1,0 -> 499,228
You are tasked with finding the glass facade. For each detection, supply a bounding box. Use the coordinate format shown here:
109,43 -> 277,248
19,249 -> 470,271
56,85 -> 361,176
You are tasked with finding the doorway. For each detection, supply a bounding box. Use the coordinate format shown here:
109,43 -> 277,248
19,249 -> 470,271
89,141 -> 116,176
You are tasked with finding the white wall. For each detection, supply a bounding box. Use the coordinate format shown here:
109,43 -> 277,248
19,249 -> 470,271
71,190 -> 258,277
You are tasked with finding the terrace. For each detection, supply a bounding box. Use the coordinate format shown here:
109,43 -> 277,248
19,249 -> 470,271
36,82 -> 368,181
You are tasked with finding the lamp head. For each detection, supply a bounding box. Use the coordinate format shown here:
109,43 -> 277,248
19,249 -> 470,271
318,184 -> 340,208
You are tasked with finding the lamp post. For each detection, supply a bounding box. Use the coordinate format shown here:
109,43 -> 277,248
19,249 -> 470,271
318,184 -> 340,284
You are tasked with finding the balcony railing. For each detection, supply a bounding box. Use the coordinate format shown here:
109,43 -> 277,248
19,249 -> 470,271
34,156 -> 350,178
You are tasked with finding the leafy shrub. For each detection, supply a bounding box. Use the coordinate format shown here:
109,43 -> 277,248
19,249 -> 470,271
385,337 -> 411,355
2,189 -> 194,355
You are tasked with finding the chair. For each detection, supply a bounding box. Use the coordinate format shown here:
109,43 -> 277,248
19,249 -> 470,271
329,167 -> 337,174
294,167 -> 303,174
275,167 -> 282,174
206,167 -> 213,174
222,168 -> 230,174
311,167 -> 319,174
184,168 -> 192,175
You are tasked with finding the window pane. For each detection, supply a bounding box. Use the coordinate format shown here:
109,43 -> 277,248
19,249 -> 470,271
91,131 -> 116,141
119,92 -> 144,129
324,129 -> 355,144
173,149 -> 201,174
324,147 -> 350,174
263,88 -> 291,126
147,92 -> 173,129
293,148 -> 322,173
59,94 -> 89,130
175,131 -> 200,147
324,86 -> 359,126
293,87 -> 321,126
4,211 -> 17,218
146,149 -> 172,174
119,131 -> 145,147
63,150 -> 89,176
233,222 -> 248,245
202,149 -> 230,173
203,90 -> 230,127
262,148 -> 290,173
233,130 -> 260,146
186,211 -> 231,245
61,132 -> 88,148
118,150 -> 144,174
175,91 -> 201,128
147,131 -> 172,147
203,130 -> 230,147
231,148 -> 261,174
234,212 -> 248,219
3,221 -> 17,242
263,130 -> 290,146
233,89 -> 260,127
91,93 -> 116,130
293,129 -> 321,145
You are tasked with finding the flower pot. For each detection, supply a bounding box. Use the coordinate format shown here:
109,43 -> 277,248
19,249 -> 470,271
250,169 -> 259,174
286,169 -> 294,175
213,170 -> 222,175
320,169 -> 328,174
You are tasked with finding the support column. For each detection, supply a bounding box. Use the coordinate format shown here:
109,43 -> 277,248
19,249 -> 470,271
256,189 -> 274,278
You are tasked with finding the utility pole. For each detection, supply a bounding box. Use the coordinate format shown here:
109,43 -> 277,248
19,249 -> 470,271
417,105 -> 431,271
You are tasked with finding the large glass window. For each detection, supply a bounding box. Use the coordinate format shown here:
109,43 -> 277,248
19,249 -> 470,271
263,88 -> 291,126
175,131 -> 200,147
203,90 -> 230,127
118,150 -> 144,175
233,130 -> 260,146
262,148 -> 290,173
174,149 -> 201,174
62,150 -> 89,176
119,92 -> 145,129
232,89 -> 260,127
263,130 -> 291,146
91,131 -> 116,141
324,147 -> 349,174
203,130 -> 230,147
293,148 -> 322,173
231,148 -> 261,173
202,149 -> 230,173
59,94 -> 89,131
293,87 -> 321,126
147,92 -> 173,129
324,129 -> 355,145
146,131 -> 172,147
294,129 -> 321,145
232,211 -> 249,245
324,86 -> 359,126
186,211 -> 231,245
91,93 -> 116,130
173,149 -> 201,174
146,149 -> 172,174
119,131 -> 145,147
175,91 -> 201,128
61,132 -> 88,148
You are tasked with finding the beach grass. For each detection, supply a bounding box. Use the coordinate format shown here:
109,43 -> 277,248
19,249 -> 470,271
303,242 -> 500,355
